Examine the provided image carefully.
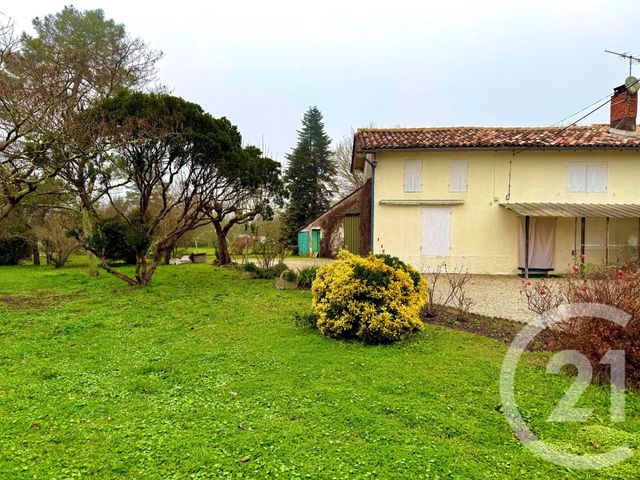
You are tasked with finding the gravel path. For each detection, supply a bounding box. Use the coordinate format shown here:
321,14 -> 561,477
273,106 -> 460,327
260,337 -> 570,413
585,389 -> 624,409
426,274 -> 565,323
284,257 -> 334,270
284,257 -> 554,323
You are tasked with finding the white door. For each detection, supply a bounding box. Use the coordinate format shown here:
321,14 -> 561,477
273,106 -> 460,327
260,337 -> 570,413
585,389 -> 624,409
421,208 -> 451,256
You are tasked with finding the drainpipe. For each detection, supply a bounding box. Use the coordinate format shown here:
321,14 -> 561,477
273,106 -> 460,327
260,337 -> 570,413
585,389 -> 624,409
364,153 -> 377,253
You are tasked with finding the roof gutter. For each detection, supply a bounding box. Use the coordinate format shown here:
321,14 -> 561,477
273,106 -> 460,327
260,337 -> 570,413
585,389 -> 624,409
356,146 -> 640,154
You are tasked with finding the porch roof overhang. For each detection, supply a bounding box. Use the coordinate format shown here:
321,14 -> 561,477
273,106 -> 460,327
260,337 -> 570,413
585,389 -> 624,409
379,199 -> 464,206
500,202 -> 640,218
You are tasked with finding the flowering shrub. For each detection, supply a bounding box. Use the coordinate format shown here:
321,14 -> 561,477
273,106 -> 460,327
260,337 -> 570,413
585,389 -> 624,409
577,253 -> 587,276
520,279 -> 564,318
311,251 -> 428,343
561,264 -> 640,387
521,261 -> 640,388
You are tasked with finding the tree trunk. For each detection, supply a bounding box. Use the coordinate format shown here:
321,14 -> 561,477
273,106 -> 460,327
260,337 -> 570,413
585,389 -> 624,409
135,252 -> 147,285
31,236 -> 40,266
75,237 -> 139,286
97,257 -> 137,286
162,240 -> 177,265
82,209 -> 99,276
213,221 -> 232,265
142,254 -> 162,286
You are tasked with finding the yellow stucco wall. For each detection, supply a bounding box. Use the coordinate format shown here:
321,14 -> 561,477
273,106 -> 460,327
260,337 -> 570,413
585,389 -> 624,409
371,150 -> 640,274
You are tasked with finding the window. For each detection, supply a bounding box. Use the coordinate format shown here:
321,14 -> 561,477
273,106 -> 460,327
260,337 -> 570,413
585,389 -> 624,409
567,162 -> 608,193
586,162 -> 608,193
567,162 -> 587,192
403,159 -> 422,192
449,159 -> 468,192
421,208 -> 451,256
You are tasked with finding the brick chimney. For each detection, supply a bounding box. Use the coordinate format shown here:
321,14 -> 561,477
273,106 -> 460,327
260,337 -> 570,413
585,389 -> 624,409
610,84 -> 637,131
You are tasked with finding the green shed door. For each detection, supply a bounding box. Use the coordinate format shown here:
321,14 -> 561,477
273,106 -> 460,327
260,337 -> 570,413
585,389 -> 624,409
344,214 -> 360,253
297,231 -> 309,256
311,229 -> 320,254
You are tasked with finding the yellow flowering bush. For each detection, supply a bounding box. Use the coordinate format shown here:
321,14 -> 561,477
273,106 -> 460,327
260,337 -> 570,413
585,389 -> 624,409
311,251 -> 428,343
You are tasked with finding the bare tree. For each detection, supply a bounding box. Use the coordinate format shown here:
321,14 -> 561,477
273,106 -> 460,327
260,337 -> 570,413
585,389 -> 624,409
253,216 -> 286,269
35,211 -> 79,268
447,267 -> 473,321
422,262 -> 474,320
45,7 -> 160,274
0,16 -> 68,221
333,129 -> 365,198
1,7 -> 161,281
423,262 -> 446,317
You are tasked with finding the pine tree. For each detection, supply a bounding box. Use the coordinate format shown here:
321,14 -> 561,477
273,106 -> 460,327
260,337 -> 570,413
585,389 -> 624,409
282,106 -> 336,243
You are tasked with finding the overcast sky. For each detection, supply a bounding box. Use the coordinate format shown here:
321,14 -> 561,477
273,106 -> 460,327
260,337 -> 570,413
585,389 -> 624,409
5,1 -> 640,162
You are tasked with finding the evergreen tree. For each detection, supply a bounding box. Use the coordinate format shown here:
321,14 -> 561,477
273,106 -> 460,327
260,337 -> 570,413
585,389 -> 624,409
282,106 -> 336,243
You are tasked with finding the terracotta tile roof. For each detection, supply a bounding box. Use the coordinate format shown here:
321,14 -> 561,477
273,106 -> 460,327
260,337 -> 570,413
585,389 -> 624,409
354,125 -> 640,152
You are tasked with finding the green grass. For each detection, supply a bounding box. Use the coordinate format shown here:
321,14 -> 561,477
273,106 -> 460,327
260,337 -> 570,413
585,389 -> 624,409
0,260 -> 639,478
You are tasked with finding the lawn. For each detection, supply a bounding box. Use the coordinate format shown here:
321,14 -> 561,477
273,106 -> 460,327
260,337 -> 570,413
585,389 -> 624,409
0,260 -> 639,479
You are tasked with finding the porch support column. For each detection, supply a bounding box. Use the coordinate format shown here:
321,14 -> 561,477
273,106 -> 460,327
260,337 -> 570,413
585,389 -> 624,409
573,217 -> 578,263
605,217 -> 610,266
580,217 -> 586,260
524,215 -> 530,279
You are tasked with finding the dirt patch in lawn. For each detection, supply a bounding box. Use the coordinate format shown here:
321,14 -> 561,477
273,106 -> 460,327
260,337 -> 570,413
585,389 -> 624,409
0,292 -> 74,310
424,307 -> 557,352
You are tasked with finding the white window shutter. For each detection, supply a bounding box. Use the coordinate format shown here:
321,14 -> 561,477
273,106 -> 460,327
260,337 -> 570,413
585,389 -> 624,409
421,208 -> 451,256
586,162 -> 607,193
404,159 -> 422,192
449,159 -> 468,192
567,162 -> 587,192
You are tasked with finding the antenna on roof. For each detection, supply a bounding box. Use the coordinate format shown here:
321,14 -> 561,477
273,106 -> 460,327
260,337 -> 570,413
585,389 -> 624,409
605,50 -> 640,76
605,50 -> 640,93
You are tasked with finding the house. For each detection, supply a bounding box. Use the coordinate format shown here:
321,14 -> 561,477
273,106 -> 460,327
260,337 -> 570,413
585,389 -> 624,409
351,84 -> 640,275
296,180 -> 372,257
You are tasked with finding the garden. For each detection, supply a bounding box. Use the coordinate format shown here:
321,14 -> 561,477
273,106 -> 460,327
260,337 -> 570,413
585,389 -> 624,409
2,5 -> 640,479
1,257 -> 640,478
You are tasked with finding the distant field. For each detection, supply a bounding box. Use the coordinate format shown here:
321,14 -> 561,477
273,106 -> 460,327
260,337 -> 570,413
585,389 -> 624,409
0,260 -> 639,478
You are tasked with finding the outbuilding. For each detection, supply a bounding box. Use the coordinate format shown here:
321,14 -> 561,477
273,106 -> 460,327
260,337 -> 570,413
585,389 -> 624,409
296,180 -> 371,257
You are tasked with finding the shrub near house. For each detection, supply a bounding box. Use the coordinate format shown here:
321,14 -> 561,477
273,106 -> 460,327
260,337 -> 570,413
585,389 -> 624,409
523,261 -> 640,389
312,251 -> 427,343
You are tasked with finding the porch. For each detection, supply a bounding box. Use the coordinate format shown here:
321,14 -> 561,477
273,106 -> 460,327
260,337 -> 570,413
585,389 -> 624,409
500,202 -> 640,277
